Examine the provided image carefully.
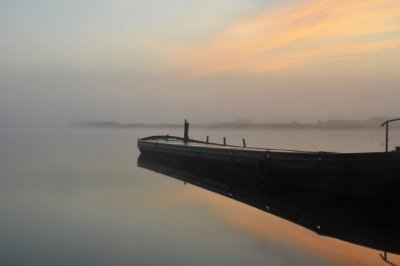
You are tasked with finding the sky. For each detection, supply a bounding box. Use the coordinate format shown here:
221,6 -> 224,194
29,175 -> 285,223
0,0 -> 399,126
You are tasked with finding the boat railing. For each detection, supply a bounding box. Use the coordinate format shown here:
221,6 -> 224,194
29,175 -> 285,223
381,118 -> 400,152
139,135 -> 334,154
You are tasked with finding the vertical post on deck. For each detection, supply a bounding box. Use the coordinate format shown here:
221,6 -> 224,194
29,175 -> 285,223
385,123 -> 389,152
381,118 -> 400,152
242,138 -> 246,148
184,119 -> 189,142
223,137 -> 226,146
206,136 -> 209,143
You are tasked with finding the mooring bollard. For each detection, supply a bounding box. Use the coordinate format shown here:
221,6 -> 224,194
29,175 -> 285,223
184,119 -> 189,142
242,138 -> 246,147
223,137 -> 226,146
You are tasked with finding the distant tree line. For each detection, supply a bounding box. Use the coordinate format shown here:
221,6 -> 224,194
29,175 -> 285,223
72,117 -> 400,129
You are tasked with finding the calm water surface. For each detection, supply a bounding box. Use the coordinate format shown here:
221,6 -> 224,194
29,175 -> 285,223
0,127 -> 399,265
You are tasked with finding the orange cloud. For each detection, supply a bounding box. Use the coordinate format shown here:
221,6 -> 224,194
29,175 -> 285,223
160,0 -> 400,84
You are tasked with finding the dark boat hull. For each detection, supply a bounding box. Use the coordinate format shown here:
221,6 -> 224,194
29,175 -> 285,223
138,135 -> 266,177
137,135 -> 400,198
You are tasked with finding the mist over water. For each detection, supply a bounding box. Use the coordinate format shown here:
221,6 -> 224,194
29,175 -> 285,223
0,127 -> 399,265
1,0 -> 400,264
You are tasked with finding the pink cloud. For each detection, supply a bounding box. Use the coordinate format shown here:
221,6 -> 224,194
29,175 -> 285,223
154,0 -> 400,86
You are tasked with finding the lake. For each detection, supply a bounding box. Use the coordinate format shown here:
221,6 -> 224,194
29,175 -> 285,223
0,127 -> 399,265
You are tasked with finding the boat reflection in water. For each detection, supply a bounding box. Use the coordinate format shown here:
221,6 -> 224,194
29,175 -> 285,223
138,153 -> 400,265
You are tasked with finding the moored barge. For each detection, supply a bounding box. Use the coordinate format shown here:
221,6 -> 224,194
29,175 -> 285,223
137,119 -> 400,198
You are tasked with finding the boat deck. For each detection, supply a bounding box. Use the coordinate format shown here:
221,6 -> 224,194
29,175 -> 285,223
139,135 -> 333,154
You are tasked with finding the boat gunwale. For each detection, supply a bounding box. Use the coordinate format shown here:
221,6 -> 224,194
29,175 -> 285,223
138,135 -> 321,154
138,135 -> 400,157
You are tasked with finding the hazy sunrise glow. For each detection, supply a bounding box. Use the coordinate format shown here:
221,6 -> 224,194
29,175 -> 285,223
159,0 -> 400,83
0,0 -> 399,124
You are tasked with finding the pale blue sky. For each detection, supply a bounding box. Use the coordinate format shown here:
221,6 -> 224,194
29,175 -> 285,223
1,0 -> 286,68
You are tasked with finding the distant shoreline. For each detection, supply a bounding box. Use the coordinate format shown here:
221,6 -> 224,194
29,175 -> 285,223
71,117 -> 400,130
